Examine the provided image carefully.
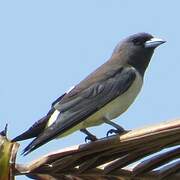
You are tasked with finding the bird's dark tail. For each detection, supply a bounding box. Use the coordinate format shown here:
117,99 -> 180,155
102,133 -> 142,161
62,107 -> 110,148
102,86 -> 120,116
21,116 -> 64,156
12,108 -> 55,142
12,115 -> 49,142
13,94 -> 67,155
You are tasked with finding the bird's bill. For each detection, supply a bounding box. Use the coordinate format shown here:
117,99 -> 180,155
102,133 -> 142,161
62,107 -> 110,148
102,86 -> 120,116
145,37 -> 166,48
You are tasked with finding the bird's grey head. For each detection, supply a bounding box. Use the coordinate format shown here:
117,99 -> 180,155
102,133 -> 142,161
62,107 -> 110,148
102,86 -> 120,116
113,32 -> 166,76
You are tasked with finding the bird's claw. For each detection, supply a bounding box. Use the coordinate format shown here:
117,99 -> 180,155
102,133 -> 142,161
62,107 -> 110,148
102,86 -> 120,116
85,135 -> 97,142
106,129 -> 118,137
106,128 -> 127,137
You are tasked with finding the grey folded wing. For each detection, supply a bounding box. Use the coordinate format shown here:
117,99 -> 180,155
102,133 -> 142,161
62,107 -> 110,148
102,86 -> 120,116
23,66 -> 136,154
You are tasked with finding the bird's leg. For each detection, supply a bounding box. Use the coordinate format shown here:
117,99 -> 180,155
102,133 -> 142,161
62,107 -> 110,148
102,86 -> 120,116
103,119 -> 127,137
80,128 -> 97,142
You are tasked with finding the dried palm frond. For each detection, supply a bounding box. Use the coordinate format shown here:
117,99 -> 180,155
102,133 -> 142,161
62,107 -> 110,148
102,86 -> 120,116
11,119 -> 180,180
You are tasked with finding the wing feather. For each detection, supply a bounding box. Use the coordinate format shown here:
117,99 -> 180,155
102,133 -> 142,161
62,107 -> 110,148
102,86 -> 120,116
23,66 -> 136,155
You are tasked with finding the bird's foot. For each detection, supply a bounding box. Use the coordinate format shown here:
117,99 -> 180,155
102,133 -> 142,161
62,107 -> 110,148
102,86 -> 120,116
80,128 -> 98,143
85,134 -> 97,142
103,118 -> 128,137
106,128 -> 127,137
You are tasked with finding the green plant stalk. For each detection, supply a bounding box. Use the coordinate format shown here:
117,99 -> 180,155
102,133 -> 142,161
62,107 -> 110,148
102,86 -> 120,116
0,137 -> 13,180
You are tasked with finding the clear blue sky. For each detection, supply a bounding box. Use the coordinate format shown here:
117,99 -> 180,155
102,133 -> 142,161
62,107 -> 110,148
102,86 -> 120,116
0,1 -> 179,179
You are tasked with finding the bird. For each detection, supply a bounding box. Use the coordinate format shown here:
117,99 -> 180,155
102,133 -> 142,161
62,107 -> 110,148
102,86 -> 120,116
13,32 -> 165,155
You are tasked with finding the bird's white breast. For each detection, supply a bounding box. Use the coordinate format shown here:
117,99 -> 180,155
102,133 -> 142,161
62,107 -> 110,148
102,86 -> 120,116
81,70 -> 143,127
47,70 -> 143,137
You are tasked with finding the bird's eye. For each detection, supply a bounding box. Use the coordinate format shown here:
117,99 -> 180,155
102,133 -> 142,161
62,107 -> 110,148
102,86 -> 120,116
132,38 -> 145,46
